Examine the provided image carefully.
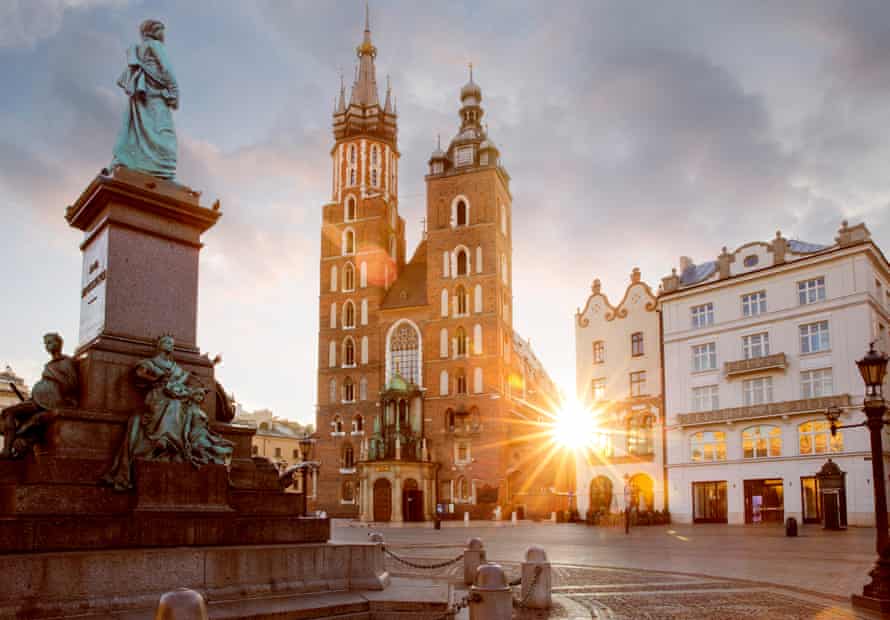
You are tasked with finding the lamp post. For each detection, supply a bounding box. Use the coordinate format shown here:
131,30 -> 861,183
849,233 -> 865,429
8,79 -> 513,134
825,343 -> 890,612
299,434 -> 313,517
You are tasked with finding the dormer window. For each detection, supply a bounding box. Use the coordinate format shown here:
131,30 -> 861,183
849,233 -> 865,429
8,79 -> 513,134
432,162 -> 444,174
455,146 -> 474,167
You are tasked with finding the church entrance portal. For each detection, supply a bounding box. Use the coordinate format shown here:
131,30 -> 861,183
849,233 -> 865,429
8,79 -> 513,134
373,478 -> 392,522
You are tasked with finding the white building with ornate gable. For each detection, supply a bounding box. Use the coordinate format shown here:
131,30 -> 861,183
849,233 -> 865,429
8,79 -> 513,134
660,221 -> 890,526
574,269 -> 665,520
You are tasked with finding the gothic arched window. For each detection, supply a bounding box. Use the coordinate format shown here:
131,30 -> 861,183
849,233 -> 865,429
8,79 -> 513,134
388,321 -> 421,385
344,263 -> 355,291
343,377 -> 355,402
456,327 -> 467,357
344,301 -> 355,328
456,200 -> 468,226
456,285 -> 468,315
343,228 -> 355,255
456,249 -> 468,276
344,338 -> 356,367
456,368 -> 467,394
342,444 -> 355,469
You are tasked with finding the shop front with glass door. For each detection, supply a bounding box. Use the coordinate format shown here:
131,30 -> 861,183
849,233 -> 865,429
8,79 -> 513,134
744,478 -> 784,523
692,481 -> 728,523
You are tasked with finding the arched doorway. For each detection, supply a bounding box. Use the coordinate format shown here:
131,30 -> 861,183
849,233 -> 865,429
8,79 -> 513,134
589,476 -> 613,516
373,478 -> 392,522
629,474 -> 654,512
403,478 -> 423,522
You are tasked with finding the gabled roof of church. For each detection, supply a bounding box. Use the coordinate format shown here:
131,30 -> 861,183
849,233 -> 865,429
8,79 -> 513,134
381,240 -> 428,309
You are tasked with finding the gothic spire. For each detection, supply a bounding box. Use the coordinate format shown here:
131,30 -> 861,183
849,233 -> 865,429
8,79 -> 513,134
352,0 -> 379,108
336,70 -> 346,114
384,74 -> 394,115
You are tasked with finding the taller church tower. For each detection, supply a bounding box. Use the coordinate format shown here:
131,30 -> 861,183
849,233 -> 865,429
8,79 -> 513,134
314,7 -> 403,516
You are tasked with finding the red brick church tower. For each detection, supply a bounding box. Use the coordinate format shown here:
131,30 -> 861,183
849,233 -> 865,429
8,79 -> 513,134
314,7 -> 404,517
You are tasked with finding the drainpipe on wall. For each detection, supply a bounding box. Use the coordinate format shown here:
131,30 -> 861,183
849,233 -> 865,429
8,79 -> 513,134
659,307 -> 669,516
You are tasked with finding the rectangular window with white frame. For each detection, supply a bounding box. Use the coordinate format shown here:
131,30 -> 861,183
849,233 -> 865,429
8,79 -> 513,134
741,291 -> 767,317
800,320 -> 830,354
591,378 -> 606,401
630,371 -> 647,397
798,277 -> 826,305
692,342 -> 717,372
742,332 -> 770,359
691,303 -> 714,329
801,368 -> 834,399
743,376 -> 774,406
692,385 -> 720,412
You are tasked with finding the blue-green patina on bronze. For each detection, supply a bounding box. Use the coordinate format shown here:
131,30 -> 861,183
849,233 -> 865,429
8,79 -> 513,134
110,19 -> 179,180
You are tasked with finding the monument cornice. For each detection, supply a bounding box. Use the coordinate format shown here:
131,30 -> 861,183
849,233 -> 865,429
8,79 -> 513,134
66,168 -> 221,239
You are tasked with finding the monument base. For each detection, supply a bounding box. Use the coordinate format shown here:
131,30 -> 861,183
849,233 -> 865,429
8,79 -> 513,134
0,542 -> 391,619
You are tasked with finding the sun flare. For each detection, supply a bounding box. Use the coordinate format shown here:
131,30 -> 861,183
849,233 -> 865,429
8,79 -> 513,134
551,399 -> 597,450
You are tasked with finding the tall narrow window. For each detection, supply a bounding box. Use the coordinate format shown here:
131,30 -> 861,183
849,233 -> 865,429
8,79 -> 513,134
343,229 -> 355,255
473,367 -> 483,393
344,338 -> 355,367
329,379 -> 337,404
360,262 -> 367,288
456,200 -> 468,226
360,299 -> 368,325
343,263 -> 355,291
591,378 -> 606,401
440,328 -> 448,358
456,327 -> 467,357
329,341 -> 337,367
631,332 -> 644,357
456,285 -> 468,315
330,265 -> 338,292
473,324 -> 482,355
456,369 -> 467,394
474,284 -> 483,313
343,377 -> 355,402
360,336 -> 368,364
456,249 -> 468,276
345,196 -> 356,222
440,370 -> 449,396
630,371 -> 647,397
441,289 -> 449,317
593,341 -> 605,364
342,444 -> 355,469
343,301 -> 355,328
359,377 -> 368,401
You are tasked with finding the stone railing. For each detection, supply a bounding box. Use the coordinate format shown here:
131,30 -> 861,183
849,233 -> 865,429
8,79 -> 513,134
677,394 -> 851,426
724,352 -> 787,377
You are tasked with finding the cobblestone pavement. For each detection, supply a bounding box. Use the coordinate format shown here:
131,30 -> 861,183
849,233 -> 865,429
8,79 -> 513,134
332,520 -> 876,600
381,554 -> 874,619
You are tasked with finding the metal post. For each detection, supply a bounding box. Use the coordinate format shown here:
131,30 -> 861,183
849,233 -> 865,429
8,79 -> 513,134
154,588 -> 208,620
521,546 -> 552,609
469,563 -> 511,620
301,466 -> 309,517
464,537 -> 486,586
853,399 -> 890,612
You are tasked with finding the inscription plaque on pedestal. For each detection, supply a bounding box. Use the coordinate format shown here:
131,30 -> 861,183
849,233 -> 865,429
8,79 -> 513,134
78,226 -> 108,346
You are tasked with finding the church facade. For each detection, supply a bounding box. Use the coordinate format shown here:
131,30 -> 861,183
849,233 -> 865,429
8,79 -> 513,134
313,14 -> 566,522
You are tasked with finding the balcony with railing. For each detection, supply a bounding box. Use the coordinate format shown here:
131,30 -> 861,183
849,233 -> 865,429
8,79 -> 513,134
724,352 -> 787,378
677,394 -> 851,426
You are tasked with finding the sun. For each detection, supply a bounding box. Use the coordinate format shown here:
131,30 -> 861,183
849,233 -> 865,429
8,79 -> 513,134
551,399 -> 597,451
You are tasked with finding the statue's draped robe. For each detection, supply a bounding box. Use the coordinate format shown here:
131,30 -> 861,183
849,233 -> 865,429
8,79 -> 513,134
111,38 -> 178,180
103,355 -> 232,490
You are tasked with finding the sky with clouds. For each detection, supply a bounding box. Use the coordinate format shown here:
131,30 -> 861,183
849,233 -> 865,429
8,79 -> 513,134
2,0 -> 889,423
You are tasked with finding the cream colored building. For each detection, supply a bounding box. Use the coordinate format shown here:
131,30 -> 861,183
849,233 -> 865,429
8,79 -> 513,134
233,412 -> 314,495
574,269 -> 665,519
660,222 -> 890,526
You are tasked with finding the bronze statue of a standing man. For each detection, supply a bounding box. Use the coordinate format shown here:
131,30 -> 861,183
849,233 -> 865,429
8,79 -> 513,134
1,333 -> 79,458
110,19 -> 179,180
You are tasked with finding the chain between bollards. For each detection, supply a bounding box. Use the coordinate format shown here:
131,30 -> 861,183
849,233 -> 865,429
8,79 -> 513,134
513,565 -> 543,608
383,547 -> 465,570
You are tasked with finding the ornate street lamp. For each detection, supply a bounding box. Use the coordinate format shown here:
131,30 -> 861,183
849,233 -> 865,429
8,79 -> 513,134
299,434 -> 313,516
826,342 -> 890,612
